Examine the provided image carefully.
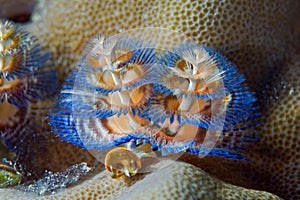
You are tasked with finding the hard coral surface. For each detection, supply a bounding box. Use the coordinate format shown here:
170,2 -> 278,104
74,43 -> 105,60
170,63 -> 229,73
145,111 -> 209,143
0,0 -> 299,199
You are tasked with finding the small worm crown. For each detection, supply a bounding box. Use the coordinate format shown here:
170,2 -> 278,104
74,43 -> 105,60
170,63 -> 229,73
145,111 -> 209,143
0,20 -> 57,107
50,28 -> 258,175
0,20 -> 58,160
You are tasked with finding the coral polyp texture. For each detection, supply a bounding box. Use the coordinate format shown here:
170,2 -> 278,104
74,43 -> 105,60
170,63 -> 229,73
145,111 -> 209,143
50,32 -> 257,179
27,0 -> 297,89
0,161 -> 282,200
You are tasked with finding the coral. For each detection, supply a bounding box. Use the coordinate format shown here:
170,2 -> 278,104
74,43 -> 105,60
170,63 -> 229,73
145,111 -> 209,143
0,0 -> 299,199
22,1 -> 298,199
26,0 -> 297,89
250,53 -> 300,198
181,52 -> 300,199
0,161 -> 282,200
0,0 -> 36,22
30,140 -> 104,173
117,161 -> 282,200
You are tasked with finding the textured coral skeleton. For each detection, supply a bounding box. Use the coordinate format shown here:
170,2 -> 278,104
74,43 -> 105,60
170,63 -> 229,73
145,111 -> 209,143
0,0 -> 299,200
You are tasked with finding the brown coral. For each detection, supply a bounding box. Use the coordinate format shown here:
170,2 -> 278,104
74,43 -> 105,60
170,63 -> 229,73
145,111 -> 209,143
0,0 -> 299,199
181,52 -> 300,199
0,0 -> 36,22
0,161 -> 283,200
26,0 -> 297,88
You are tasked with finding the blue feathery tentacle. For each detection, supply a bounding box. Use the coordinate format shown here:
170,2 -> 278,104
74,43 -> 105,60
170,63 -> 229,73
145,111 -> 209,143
0,20 -> 57,107
140,91 -> 212,129
147,43 -> 258,159
0,65 -> 57,108
78,36 -> 158,94
49,34 -> 259,161
68,37 -> 160,119
201,46 -> 259,129
49,106 -> 135,150
155,44 -> 224,100
0,20 -> 50,80
60,72 -> 152,120
0,19 -> 59,162
49,107 -> 85,148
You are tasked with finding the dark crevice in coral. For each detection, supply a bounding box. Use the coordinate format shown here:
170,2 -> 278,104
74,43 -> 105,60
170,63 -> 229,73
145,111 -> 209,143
7,14 -> 32,23
0,0 -> 37,23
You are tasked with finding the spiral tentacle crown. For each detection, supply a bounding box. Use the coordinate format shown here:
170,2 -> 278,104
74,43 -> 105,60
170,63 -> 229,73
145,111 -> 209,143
0,20 -> 57,107
50,31 -> 257,178
0,19 -> 57,156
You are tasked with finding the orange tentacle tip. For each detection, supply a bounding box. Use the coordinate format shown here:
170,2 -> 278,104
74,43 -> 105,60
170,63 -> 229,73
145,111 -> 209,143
104,147 -> 142,178
79,35 -> 157,95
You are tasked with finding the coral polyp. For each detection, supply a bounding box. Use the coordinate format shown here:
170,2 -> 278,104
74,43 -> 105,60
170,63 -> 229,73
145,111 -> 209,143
50,30 -> 258,177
